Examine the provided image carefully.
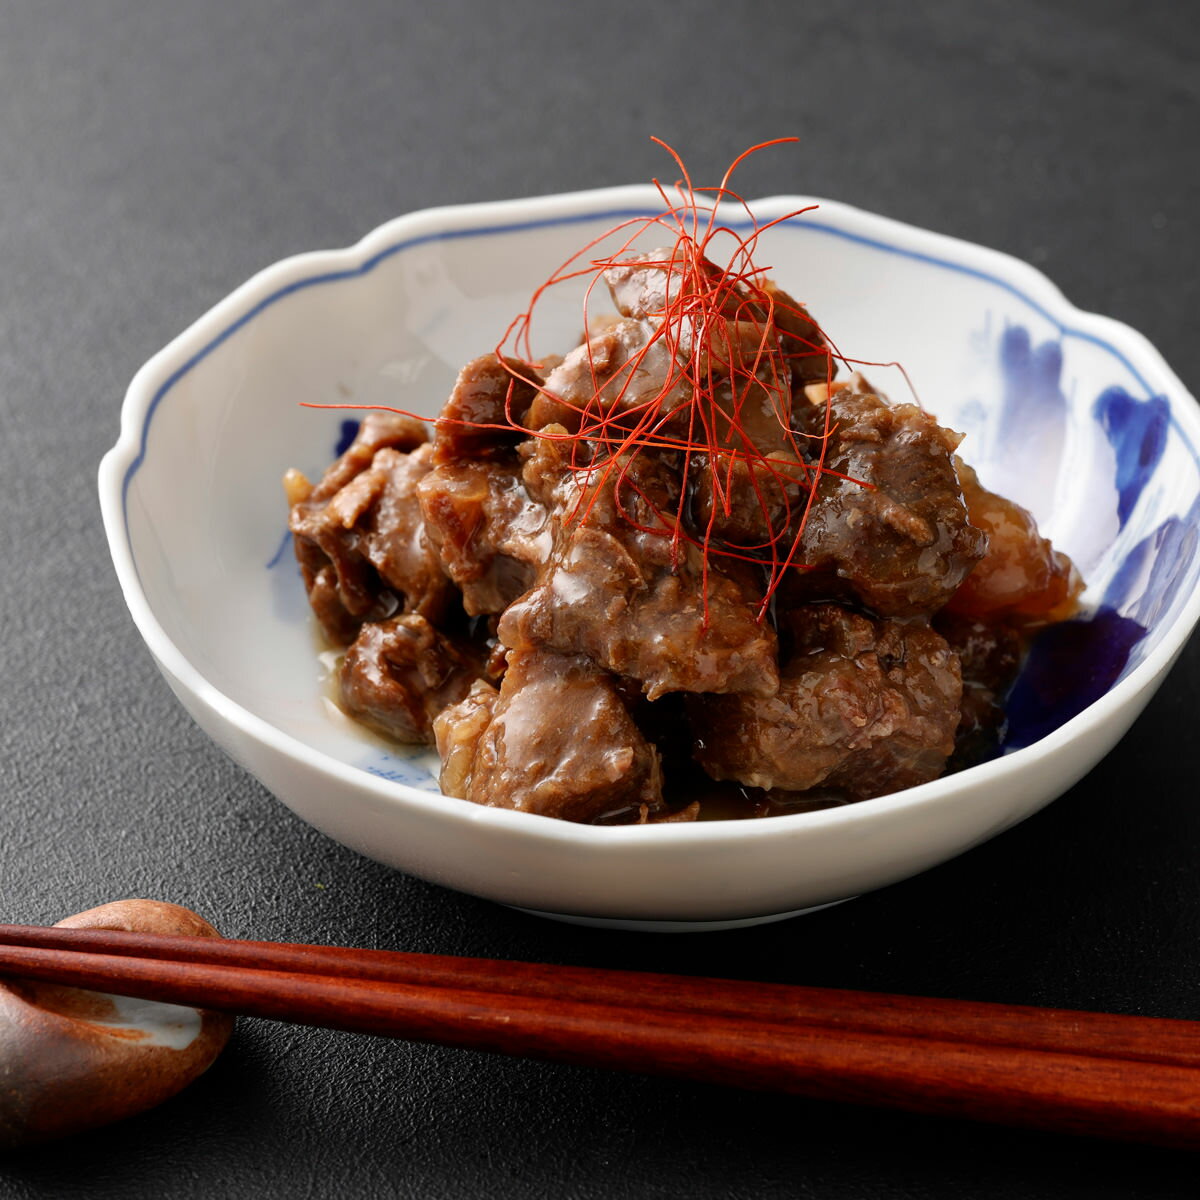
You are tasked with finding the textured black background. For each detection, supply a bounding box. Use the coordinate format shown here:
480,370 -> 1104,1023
1,1 -> 1198,1195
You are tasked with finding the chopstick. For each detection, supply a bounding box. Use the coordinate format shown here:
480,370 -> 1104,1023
1,925 -> 1197,1149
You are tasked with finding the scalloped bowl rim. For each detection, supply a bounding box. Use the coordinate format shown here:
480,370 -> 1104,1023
98,185 -> 1200,858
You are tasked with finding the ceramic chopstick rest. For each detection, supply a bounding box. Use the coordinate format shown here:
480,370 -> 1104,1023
0,899 -> 235,1148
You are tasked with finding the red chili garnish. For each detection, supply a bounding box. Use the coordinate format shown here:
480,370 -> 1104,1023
308,139 -> 889,622
489,137 -> 847,618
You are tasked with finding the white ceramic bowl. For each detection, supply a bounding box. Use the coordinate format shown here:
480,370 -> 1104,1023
99,188 -> 1200,930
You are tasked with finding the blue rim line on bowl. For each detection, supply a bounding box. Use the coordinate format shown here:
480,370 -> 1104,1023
117,202 -> 1192,544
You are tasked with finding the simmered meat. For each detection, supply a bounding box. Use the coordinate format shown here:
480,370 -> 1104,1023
683,316 -> 804,550
418,459 -> 551,616
687,446 -> 808,552
760,279 -> 833,388
527,315 -> 687,434
603,250 -> 680,320
604,252 -> 831,387
420,357 -> 555,616
339,614 -> 485,744
688,604 -> 962,797
288,415 -> 454,643
433,355 -> 543,463
945,460 -> 1082,627
795,386 -> 987,617
361,448 -> 456,602
602,252 -> 808,551
298,411 -> 428,499
434,649 -> 666,823
499,435 -> 779,700
934,612 -> 1023,764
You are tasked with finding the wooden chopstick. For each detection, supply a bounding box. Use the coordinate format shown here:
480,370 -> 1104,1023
1,926 -> 1197,1149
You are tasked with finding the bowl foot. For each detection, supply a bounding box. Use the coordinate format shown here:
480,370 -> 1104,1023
510,898 -> 855,933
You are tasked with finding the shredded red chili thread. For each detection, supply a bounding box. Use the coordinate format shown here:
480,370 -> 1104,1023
306,139 -> 892,622
489,137 -> 848,617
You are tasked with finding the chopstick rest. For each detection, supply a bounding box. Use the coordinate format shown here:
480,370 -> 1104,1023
0,900 -> 234,1149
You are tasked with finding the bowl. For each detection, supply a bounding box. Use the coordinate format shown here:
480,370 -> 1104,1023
98,187 -> 1200,931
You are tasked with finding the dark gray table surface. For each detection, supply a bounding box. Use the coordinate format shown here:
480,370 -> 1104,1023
1,1 -> 1198,1195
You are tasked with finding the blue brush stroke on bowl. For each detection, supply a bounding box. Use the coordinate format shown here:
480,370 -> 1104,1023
997,325 -> 1068,448
334,419 -> 360,456
973,323 -> 1072,521
266,530 -> 291,570
365,759 -> 441,792
1103,494 -> 1200,628
991,365 -> 1193,745
1094,386 -> 1170,526
979,325 -> 1190,747
1005,608 -> 1147,750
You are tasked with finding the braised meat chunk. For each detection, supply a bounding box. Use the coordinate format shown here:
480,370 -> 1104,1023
603,249 -> 812,553
688,604 -> 962,798
418,458 -> 550,616
288,414 -> 454,643
434,650 -> 666,823
945,461 -> 1082,628
796,386 -> 987,617
934,612 -> 1023,766
760,278 -> 833,388
419,356 -> 554,616
339,614 -> 486,745
498,436 -> 779,700
604,252 -> 831,389
433,354 -> 543,464
681,315 -> 804,551
527,311 -> 691,436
